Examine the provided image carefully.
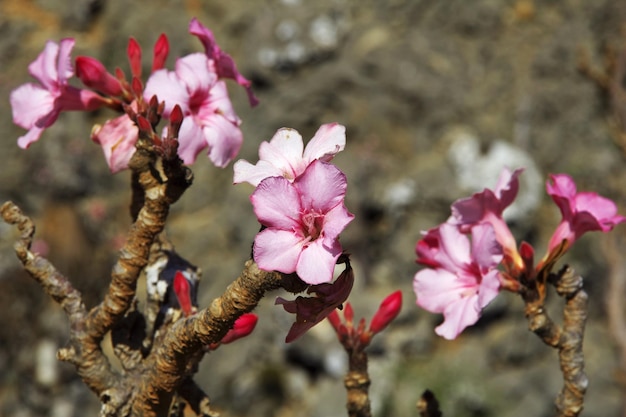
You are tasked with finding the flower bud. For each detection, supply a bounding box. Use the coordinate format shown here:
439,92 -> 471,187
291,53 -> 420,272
152,33 -> 169,71
369,290 -> 402,335
127,37 -> 142,78
75,56 -> 122,96
220,313 -> 258,344
173,271 -> 193,316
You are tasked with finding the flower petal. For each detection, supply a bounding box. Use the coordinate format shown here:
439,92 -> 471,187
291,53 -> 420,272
294,160 -> 347,212
254,228 -> 304,274
251,176 -> 302,229
296,238 -> 342,285
303,122 -> 346,163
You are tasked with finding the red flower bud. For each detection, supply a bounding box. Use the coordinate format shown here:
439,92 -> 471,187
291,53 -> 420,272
173,271 -> 193,316
344,302 -> 354,325
152,33 -> 169,72
75,56 -> 123,96
327,310 -> 342,333
220,313 -> 258,344
127,37 -> 142,78
369,290 -> 402,335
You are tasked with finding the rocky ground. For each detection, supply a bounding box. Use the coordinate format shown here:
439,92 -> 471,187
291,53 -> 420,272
1,0 -> 626,416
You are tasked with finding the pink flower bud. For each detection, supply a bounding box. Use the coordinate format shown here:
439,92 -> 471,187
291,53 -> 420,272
127,37 -> 142,78
220,313 -> 258,344
173,271 -> 193,316
75,56 -> 123,96
152,34 -> 169,72
369,291 -> 402,335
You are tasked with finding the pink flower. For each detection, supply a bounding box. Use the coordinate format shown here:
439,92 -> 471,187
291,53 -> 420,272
450,167 -> 524,269
91,112 -> 139,173
189,17 -> 258,107
251,160 -> 354,285
546,174 -> 626,252
10,38 -> 106,148
144,53 -> 243,167
413,223 -> 502,340
233,123 -> 346,186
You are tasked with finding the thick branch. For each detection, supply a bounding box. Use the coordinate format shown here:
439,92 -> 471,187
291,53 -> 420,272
86,146 -> 192,345
522,266 -> 588,417
1,201 -> 115,394
344,349 -> 371,417
131,260 -> 284,416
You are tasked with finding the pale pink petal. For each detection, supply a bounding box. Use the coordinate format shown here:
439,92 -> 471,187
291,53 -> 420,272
414,268 -> 464,313
28,40 -> 62,90
56,38 -> 75,85
493,167 -> 523,209
177,118 -> 207,165
17,126 -> 47,149
476,269 -> 501,308
265,128 -> 305,167
435,295 -> 481,340
257,128 -> 305,178
91,114 -> 138,173
10,83 -> 56,129
575,193 -> 621,226
202,115 -> 243,167
174,53 -> 216,97
321,202 -> 354,243
233,159 -> 284,186
254,228 -> 304,274
294,161 -> 347,212
469,223 -> 503,269
197,81 -> 239,124
144,69 -> 190,115
296,238 -> 341,284
251,176 -> 302,229
437,223 -> 472,269
303,123 -> 346,163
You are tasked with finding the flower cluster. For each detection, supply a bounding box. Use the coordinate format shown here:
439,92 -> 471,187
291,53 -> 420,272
234,123 -> 352,285
10,18 -> 256,173
234,124 -> 354,341
414,168 -> 625,339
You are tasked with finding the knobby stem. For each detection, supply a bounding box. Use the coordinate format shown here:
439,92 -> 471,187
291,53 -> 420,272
523,266 -> 588,417
343,348 -> 372,417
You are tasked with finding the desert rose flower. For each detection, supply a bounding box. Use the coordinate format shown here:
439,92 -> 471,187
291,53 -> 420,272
251,160 -> 354,285
144,53 -> 243,167
449,167 -> 524,270
413,222 -> 502,340
189,17 -> 258,106
10,38 -> 106,148
546,173 -> 626,253
233,123 -> 346,186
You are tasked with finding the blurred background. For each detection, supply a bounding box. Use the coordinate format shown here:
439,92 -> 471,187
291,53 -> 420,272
1,0 -> 626,416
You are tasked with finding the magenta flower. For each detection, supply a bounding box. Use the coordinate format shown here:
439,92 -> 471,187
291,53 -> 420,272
546,174 -> 626,253
10,38 -> 106,149
144,53 -> 243,167
233,123 -> 346,186
189,17 -> 258,107
251,160 -> 354,285
450,167 -> 524,269
413,223 -> 502,340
